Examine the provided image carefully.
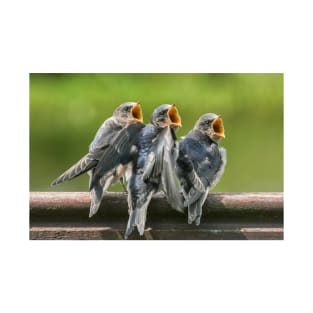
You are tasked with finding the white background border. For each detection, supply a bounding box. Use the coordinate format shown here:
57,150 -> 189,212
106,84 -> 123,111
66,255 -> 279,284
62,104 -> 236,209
1,1 -> 312,312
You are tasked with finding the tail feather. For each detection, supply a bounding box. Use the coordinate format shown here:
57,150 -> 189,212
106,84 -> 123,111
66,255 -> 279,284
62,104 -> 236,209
124,207 -> 148,238
89,171 -> 116,218
184,188 -> 202,207
51,155 -> 97,186
124,191 -> 153,239
187,190 -> 208,226
89,188 -> 102,218
188,200 -> 202,225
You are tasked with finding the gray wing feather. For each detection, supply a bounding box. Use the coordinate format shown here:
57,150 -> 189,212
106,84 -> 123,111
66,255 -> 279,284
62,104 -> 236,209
176,152 -> 205,193
142,133 -> 164,182
51,117 -> 121,187
161,130 -> 184,212
90,122 -> 144,191
184,188 -> 204,207
89,117 -> 122,151
51,154 -> 98,186
182,145 -> 227,224
208,147 -> 227,189
143,127 -> 184,212
125,189 -> 154,239
88,170 -> 116,217
188,190 -> 208,225
186,170 -> 206,193
182,155 -> 214,207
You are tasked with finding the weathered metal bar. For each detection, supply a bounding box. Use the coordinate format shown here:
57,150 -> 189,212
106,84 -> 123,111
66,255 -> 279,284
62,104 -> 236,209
30,192 -> 283,217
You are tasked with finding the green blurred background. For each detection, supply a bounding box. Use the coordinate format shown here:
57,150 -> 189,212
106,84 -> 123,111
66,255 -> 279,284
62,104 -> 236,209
30,73 -> 283,192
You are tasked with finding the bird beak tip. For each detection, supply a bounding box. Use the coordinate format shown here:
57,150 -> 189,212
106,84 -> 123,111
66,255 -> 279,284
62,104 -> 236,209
212,116 -> 225,139
168,105 -> 182,127
131,103 -> 143,122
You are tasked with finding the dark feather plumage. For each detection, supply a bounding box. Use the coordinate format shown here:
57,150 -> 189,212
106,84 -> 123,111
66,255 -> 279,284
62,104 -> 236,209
125,104 -> 183,238
176,113 -> 226,225
51,102 -> 143,217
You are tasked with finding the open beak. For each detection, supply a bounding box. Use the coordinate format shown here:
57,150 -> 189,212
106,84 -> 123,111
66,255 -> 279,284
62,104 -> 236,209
212,115 -> 225,138
168,104 -> 182,127
131,102 -> 143,123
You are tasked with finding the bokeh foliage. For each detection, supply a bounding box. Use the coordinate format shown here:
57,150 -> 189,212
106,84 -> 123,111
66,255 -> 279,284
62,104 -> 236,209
30,73 -> 283,192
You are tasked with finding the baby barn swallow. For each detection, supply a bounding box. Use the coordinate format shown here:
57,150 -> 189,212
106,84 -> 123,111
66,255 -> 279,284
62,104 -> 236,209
176,113 -> 226,225
125,104 -> 183,238
51,102 -> 143,217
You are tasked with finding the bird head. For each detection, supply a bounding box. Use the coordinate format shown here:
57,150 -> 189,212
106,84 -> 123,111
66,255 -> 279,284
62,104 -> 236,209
194,113 -> 225,142
151,104 -> 182,128
113,102 -> 143,125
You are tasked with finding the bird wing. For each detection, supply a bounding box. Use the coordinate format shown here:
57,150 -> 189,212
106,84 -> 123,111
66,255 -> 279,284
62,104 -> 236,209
90,122 -> 145,192
182,140 -> 226,206
142,128 -> 167,182
161,128 -> 185,212
125,183 -> 154,238
185,147 -> 226,224
88,169 -> 117,217
183,154 -> 214,206
208,147 -> 227,189
176,151 -> 206,194
143,127 -> 184,212
51,117 -> 121,186
50,149 -> 103,186
89,117 -> 122,151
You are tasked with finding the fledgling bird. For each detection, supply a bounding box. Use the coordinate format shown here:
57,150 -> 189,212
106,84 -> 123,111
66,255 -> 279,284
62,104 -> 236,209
51,101 -> 143,217
125,104 -> 183,238
176,113 -> 226,225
